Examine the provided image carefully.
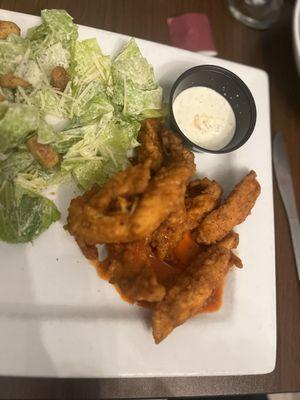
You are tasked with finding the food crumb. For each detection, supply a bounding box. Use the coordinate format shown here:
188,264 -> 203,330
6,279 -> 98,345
56,258 -> 59,261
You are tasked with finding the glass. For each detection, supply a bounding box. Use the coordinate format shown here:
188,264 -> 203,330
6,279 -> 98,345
227,0 -> 284,29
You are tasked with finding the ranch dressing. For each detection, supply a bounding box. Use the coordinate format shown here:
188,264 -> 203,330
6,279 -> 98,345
173,87 -> 236,151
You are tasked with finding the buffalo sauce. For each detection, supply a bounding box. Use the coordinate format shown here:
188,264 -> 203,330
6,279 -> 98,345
173,232 -> 201,267
149,256 -> 177,288
91,259 -> 135,304
90,231 -> 225,312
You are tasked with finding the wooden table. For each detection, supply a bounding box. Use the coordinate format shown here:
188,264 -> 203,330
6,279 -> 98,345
0,0 -> 299,398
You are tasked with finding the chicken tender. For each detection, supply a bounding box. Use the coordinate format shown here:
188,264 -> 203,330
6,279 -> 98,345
217,231 -> 239,250
131,161 -> 193,238
137,119 -> 163,171
0,21 -> 20,39
161,127 -> 195,166
152,244 -> 233,343
150,178 -> 221,260
67,127 -> 195,246
217,231 -> 243,268
26,135 -> 59,169
107,239 -> 166,303
75,237 -> 98,260
67,163 -> 151,245
50,66 -> 69,91
0,73 -> 31,89
186,178 -> 222,230
196,170 -> 261,244
151,201 -> 187,260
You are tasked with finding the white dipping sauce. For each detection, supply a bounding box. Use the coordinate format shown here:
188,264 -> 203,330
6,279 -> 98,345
173,87 -> 236,150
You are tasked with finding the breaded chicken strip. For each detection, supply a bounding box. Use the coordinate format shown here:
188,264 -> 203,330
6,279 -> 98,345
67,163 -> 151,245
196,170 -> 261,244
150,178 -> 222,260
161,127 -> 195,166
217,231 -> 243,268
131,161 -> 193,238
107,239 -> 166,303
186,178 -> 222,230
137,119 -> 163,171
217,231 -> 239,250
150,201 -> 187,260
152,234 -> 237,343
67,126 -> 195,246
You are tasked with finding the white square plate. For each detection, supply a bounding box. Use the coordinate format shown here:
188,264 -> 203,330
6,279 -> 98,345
0,9 -> 276,378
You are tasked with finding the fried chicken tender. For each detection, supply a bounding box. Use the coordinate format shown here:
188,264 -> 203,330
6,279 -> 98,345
0,21 -> 20,39
50,66 -> 69,91
67,163 -> 151,245
217,231 -> 239,250
217,231 -> 243,268
152,236 -> 237,343
196,170 -> 261,244
147,130 -> 198,259
0,73 -> 31,89
137,119 -> 163,171
150,178 -> 222,260
67,126 -> 195,247
151,201 -> 187,260
107,239 -> 166,303
131,161 -> 193,238
186,178 -> 223,230
76,237 -> 99,260
161,127 -> 195,166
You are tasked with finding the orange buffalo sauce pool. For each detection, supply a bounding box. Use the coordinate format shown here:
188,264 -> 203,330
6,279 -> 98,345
91,258 -> 135,304
90,232 -> 224,313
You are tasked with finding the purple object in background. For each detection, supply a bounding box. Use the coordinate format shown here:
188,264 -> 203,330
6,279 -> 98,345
167,13 -> 217,55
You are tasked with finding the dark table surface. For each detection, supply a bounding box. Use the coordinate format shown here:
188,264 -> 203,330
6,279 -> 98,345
0,0 -> 300,398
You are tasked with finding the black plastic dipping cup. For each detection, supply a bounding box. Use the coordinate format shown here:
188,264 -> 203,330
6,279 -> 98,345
169,65 -> 257,154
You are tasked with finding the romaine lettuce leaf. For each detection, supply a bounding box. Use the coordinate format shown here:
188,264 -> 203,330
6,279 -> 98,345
0,34 -> 30,74
113,39 -> 156,99
0,102 -> 39,153
0,151 -> 35,182
61,123 -> 103,169
139,102 -> 168,120
29,87 -> 71,118
37,42 -> 70,77
36,123 -> 92,155
52,124 -> 95,154
15,59 -> 43,87
69,39 -> 113,124
61,116 -> 139,189
70,38 -> 112,88
72,159 -> 104,190
27,9 -> 78,53
36,119 -> 59,144
123,80 -> 163,117
112,38 -> 164,118
0,180 -> 60,243
15,162 -> 69,193
71,83 -> 114,125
